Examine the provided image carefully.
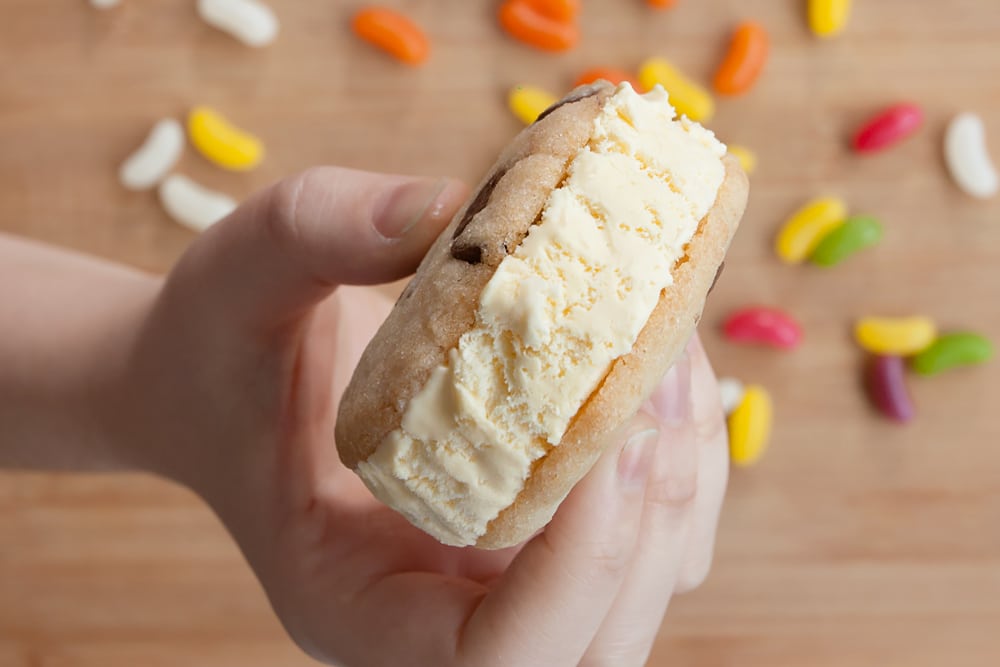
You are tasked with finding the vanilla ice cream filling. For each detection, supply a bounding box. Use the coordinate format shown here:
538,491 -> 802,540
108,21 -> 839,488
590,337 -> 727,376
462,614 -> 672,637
357,83 -> 727,546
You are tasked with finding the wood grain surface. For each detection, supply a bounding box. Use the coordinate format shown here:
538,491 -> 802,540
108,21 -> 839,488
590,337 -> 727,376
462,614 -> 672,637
2,1 -> 999,665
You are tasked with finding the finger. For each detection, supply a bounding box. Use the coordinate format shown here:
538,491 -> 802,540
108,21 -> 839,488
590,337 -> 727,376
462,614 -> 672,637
459,417 -> 661,667
283,286 -> 397,493
582,353 -> 699,666
673,334 -> 730,594
167,167 -> 467,329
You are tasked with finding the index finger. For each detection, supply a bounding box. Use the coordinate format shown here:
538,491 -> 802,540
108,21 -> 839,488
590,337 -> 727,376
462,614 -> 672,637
458,416 -> 660,667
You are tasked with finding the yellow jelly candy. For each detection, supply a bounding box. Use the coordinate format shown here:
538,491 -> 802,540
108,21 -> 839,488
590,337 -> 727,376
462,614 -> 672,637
508,85 -> 557,126
728,144 -> 757,174
187,106 -> 264,171
855,316 -> 938,356
775,196 -> 847,264
638,57 -> 715,122
728,385 -> 772,467
808,0 -> 852,38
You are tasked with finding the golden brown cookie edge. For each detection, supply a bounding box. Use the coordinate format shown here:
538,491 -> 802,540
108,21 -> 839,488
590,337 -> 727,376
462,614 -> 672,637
475,154 -> 749,549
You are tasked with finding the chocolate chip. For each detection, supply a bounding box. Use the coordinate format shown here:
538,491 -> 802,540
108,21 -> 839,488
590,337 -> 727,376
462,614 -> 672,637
397,278 -> 418,303
708,262 -> 725,294
453,167 -> 508,240
451,242 -> 482,264
535,83 -> 603,123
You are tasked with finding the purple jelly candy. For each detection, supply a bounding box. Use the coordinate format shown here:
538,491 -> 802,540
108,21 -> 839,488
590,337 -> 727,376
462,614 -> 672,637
867,355 -> 915,423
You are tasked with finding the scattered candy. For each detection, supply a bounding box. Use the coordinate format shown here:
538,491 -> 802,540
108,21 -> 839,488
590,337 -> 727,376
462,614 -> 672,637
196,0 -> 278,48
854,316 -> 937,356
808,0 -> 852,38
713,21 -> 769,96
527,0 -> 579,22
508,85 -> 557,125
724,307 -> 803,350
158,174 -> 237,233
867,356 -> 915,423
729,385 -> 773,466
89,0 -> 121,8
775,196 -> 847,264
187,107 -> 264,172
638,57 -> 714,122
810,214 -> 883,266
352,7 -> 430,66
911,332 -> 994,376
853,104 -> 924,153
118,119 -> 184,191
574,67 -> 641,90
718,377 -> 746,416
498,0 -> 579,52
728,144 -> 757,174
944,112 -> 999,200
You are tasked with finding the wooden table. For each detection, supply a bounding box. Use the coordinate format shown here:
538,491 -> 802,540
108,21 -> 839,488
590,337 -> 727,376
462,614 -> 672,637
2,1 -> 999,665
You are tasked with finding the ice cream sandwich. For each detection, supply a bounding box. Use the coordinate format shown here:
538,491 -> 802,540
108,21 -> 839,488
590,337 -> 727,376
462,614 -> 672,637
336,81 -> 749,548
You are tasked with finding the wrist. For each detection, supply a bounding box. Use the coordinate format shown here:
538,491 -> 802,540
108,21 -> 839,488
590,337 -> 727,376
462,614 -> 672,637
0,234 -> 163,473
88,275 -> 164,472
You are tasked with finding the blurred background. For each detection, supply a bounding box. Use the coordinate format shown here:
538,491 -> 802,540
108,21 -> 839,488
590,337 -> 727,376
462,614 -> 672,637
1,1 -> 998,665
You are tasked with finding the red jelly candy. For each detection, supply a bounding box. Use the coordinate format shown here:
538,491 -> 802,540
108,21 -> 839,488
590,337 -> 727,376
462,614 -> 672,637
723,307 -> 803,350
853,103 -> 924,153
866,355 -> 915,423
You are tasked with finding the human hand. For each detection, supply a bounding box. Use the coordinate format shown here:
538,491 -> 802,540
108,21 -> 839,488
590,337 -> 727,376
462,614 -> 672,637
113,167 -> 730,666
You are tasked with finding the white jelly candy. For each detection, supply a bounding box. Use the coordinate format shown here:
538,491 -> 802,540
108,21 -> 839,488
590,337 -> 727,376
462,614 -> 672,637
197,0 -> 278,48
90,0 -> 121,8
159,174 -> 237,232
944,112 -> 998,200
718,376 -> 746,416
118,119 -> 184,191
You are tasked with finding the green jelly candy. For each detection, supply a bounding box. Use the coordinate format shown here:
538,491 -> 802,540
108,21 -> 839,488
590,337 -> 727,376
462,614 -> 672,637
911,332 -> 994,376
810,215 -> 883,267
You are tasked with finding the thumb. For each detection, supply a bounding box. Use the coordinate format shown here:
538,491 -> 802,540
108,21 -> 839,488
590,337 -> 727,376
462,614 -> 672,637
169,167 -> 468,329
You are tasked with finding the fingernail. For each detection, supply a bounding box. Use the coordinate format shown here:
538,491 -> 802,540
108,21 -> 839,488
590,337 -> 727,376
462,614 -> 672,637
652,353 -> 693,427
372,178 -> 450,240
618,428 -> 659,490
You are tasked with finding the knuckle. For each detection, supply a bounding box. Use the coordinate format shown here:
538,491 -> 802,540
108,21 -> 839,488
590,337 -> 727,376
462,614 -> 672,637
260,168 -> 342,290
589,538 -> 633,577
265,170 -> 313,247
644,467 -> 698,509
266,167 -> 323,233
695,412 -> 727,446
544,530 -> 632,583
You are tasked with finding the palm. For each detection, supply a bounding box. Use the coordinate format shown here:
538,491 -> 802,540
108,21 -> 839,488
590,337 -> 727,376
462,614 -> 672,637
258,286 -> 521,664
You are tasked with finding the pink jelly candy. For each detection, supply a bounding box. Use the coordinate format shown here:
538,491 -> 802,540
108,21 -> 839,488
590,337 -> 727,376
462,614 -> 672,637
866,355 -> 915,423
853,103 -> 924,153
723,307 -> 803,350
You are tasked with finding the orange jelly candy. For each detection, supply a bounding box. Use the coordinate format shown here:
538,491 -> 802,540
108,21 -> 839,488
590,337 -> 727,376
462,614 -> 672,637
713,21 -> 769,95
498,0 -> 579,52
352,7 -> 430,65
527,0 -> 579,22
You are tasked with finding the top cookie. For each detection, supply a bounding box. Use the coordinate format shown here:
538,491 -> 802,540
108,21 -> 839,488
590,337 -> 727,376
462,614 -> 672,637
337,82 -> 617,470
